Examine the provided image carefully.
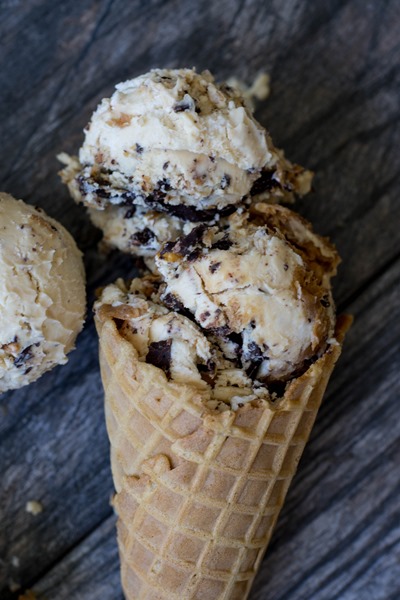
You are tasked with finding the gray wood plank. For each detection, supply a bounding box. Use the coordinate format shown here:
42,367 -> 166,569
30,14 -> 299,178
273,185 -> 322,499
0,0 -> 399,598
34,516 -> 123,600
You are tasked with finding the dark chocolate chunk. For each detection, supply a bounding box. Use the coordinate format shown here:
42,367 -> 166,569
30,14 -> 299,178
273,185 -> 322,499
159,241 -> 177,258
284,263 -> 289,271
211,325 -> 232,337
250,169 -> 276,196
163,161 -> 170,170
121,191 -> 138,205
135,143 -> 144,154
162,293 -> 186,312
161,224 -> 208,260
246,362 -> 261,380
267,380 -> 287,398
244,341 -> 263,360
144,189 -> 236,222
173,101 -> 191,112
220,174 -> 231,189
124,207 -> 136,219
14,345 -> 34,368
95,187 -> 111,199
228,331 -> 243,348
197,360 -> 216,387
209,261 -> 221,273
178,224 -> 207,252
157,178 -> 172,192
169,203 -> 235,222
173,95 -> 196,112
211,234 -> 232,251
77,171 -> 134,206
320,296 -> 331,308
146,339 -> 172,377
161,293 -> 194,321
187,248 -> 202,262
130,228 -> 155,247
113,318 -> 125,331
144,183 -> 168,208
199,311 -> 211,321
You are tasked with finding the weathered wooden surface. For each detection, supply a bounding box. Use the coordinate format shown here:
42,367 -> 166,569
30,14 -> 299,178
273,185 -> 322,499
0,0 -> 399,598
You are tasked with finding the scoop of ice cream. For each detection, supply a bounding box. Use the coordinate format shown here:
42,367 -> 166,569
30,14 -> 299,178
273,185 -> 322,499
0,193 -> 86,393
95,277 -> 271,410
95,205 -> 339,409
59,68 -> 312,258
155,206 -> 338,381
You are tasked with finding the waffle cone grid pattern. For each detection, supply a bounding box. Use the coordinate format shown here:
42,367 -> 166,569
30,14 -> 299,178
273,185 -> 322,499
97,315 -> 349,600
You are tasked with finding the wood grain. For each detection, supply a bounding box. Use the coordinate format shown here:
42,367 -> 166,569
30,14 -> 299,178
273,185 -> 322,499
0,0 -> 399,598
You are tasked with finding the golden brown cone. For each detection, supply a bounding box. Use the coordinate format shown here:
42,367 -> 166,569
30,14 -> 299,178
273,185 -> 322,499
95,313 -> 352,600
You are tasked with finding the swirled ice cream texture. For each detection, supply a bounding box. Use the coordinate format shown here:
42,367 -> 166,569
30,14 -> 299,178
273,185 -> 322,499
60,68 -> 312,257
0,193 -> 86,393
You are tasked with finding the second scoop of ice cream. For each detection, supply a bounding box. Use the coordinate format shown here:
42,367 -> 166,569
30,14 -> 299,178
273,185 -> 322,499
95,204 -> 339,408
156,206 -> 338,381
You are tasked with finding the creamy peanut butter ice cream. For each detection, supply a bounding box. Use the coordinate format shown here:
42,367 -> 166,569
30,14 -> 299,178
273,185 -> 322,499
0,193 -> 86,393
60,68 -> 312,258
95,205 -> 339,408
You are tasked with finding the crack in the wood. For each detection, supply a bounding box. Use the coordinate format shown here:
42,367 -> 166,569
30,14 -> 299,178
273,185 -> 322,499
2,0 -> 115,187
276,0 -> 351,65
338,248 -> 400,314
311,116 -> 400,173
280,62 -> 400,151
269,451 -> 400,600
228,0 -> 247,32
0,509 -> 116,599
321,528 -> 400,600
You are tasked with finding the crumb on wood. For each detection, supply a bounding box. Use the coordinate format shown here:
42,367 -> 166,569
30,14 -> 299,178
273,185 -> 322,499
25,500 -> 43,516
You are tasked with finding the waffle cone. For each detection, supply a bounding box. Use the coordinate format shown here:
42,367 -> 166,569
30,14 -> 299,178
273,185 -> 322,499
96,312 -> 351,600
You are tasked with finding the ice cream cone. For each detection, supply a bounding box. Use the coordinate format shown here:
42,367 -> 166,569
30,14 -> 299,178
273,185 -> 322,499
95,311 -> 351,600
